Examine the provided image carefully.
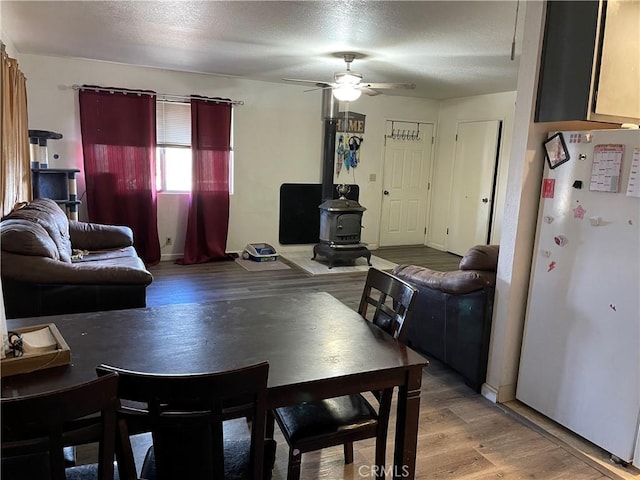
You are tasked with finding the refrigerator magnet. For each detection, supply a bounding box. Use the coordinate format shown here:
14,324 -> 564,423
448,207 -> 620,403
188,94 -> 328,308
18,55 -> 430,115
543,132 -> 570,169
542,179 -> 555,198
554,235 -> 568,247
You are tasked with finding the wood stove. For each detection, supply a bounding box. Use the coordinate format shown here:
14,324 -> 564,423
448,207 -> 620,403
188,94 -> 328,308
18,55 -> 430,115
313,185 -> 371,268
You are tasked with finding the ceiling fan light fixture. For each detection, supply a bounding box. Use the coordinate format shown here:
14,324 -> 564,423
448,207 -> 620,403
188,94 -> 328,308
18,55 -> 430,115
334,71 -> 362,85
332,85 -> 362,102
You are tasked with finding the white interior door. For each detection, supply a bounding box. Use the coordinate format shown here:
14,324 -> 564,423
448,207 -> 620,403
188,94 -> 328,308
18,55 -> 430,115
447,120 -> 501,256
379,124 -> 433,246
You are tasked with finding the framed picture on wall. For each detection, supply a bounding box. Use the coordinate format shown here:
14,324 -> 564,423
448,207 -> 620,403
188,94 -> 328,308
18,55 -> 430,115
543,132 -> 570,169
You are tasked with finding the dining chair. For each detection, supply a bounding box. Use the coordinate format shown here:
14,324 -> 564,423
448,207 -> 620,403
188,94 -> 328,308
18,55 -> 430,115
272,267 -> 418,480
1,373 -> 120,480
96,361 -> 275,480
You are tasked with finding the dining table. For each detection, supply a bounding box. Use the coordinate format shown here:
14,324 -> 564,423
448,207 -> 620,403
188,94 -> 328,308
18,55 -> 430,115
1,291 -> 428,480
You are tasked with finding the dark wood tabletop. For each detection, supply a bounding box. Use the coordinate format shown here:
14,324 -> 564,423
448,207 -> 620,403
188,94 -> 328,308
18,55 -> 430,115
2,292 -> 428,479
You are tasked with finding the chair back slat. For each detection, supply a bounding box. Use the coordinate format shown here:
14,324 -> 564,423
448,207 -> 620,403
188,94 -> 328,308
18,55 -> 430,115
1,373 -> 119,480
358,268 -> 418,338
97,362 -> 269,480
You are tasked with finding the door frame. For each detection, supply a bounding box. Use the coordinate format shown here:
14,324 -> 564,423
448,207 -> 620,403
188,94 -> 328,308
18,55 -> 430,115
378,119 -> 437,247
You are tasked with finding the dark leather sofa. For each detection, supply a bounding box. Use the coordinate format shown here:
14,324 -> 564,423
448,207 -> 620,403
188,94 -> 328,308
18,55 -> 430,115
392,245 -> 499,391
1,198 -> 153,318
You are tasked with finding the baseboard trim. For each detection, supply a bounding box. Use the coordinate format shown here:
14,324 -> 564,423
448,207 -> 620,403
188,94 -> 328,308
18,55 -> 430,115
426,241 -> 447,251
160,253 -> 182,262
481,382 -> 517,404
481,383 -> 498,403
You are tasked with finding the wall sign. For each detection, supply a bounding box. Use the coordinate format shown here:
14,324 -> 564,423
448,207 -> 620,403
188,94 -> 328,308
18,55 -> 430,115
337,111 -> 365,134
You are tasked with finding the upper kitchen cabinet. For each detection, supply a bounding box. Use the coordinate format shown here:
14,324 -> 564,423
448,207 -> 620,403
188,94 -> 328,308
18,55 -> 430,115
535,0 -> 640,124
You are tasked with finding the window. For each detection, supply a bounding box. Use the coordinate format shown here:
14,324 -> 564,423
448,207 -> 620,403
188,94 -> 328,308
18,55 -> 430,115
155,100 -> 234,193
156,101 -> 191,192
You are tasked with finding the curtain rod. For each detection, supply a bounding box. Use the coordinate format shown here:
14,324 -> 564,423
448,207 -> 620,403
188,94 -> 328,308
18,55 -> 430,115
71,84 -> 244,106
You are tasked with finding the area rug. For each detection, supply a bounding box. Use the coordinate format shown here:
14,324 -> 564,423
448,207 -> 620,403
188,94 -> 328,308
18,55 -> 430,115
283,251 -> 398,275
234,258 -> 291,272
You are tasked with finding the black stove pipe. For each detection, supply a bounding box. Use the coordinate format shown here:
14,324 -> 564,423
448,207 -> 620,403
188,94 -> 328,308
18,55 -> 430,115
321,89 -> 339,201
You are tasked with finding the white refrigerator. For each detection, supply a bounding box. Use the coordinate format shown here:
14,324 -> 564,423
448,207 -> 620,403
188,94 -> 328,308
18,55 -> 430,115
517,129 -> 640,466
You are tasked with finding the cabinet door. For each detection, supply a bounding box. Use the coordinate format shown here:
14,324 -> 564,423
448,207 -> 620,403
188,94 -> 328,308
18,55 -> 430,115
594,0 -> 640,121
535,1 -> 600,123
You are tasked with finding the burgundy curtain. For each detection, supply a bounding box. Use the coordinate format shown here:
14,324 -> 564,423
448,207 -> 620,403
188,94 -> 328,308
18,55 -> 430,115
79,87 -> 161,265
178,98 -> 232,264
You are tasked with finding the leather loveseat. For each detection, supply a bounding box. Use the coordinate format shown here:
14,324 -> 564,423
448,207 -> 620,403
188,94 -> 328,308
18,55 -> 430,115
392,245 -> 499,392
1,198 -> 153,318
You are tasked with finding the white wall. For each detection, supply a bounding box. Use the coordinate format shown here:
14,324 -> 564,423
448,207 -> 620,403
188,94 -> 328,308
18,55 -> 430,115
1,6 -> 19,59
428,91 -> 516,250
17,54 -> 441,259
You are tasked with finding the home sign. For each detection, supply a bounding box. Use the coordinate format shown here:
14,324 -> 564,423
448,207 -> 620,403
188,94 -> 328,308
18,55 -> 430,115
337,111 -> 366,134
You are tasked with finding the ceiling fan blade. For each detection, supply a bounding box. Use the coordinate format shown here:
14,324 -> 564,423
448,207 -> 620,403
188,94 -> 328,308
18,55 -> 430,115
361,87 -> 382,96
361,82 -> 416,90
304,85 -> 334,93
283,78 -> 333,86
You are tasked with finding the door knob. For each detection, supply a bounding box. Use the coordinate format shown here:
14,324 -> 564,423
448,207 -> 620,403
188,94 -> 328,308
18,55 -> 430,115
482,198 -> 489,203
383,190 -> 389,195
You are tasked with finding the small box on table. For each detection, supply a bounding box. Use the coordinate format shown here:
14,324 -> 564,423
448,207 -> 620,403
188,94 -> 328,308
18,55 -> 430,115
1,324 -> 71,377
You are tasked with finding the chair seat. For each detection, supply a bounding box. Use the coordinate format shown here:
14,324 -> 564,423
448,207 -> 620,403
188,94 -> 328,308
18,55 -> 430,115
274,395 -> 378,445
1,457 -> 120,480
65,463 -> 121,480
140,438 -> 277,480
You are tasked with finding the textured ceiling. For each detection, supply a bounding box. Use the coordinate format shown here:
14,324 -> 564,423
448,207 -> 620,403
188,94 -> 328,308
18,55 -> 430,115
2,1 -> 524,99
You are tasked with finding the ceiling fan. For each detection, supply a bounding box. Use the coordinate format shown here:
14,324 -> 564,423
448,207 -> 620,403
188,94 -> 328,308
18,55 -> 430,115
283,53 -> 416,101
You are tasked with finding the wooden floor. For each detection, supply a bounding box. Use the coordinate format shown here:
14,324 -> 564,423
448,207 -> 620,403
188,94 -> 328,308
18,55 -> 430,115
146,245 -> 462,312
89,246 -> 638,479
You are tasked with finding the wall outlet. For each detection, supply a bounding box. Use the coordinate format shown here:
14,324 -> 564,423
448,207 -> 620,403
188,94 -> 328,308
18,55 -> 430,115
166,237 -> 172,245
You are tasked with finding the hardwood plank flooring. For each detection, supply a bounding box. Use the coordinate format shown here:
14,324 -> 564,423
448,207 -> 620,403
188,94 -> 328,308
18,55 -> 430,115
146,245 -> 462,311
84,246 -> 638,479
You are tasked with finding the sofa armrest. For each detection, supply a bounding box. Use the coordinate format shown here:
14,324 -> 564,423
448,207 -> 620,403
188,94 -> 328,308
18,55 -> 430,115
1,252 -> 152,285
459,245 -> 499,271
69,221 -> 134,250
393,264 -> 496,295
1,219 -> 61,260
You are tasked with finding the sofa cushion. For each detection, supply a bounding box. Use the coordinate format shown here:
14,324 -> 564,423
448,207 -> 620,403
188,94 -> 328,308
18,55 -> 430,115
0,219 -> 60,260
4,199 -> 72,262
69,221 -> 134,250
459,245 -> 499,272
72,246 -> 138,263
1,251 -> 153,285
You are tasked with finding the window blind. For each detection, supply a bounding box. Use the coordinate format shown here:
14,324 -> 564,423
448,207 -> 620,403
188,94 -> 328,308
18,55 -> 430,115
157,101 -> 191,146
